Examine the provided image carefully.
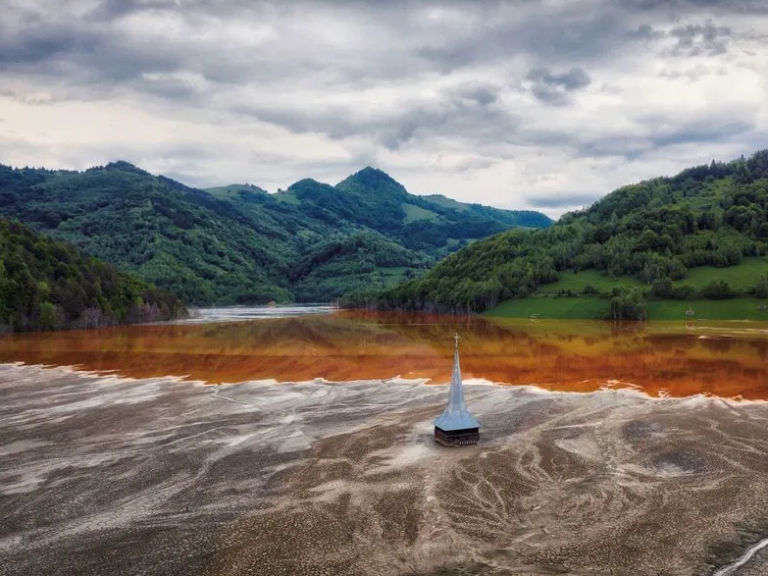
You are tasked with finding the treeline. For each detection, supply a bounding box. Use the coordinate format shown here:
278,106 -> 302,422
345,150 -> 768,316
0,219 -> 185,331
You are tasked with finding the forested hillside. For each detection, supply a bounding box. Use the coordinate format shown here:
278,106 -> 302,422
0,162 -> 550,305
352,150 -> 768,319
215,167 -> 550,256
0,218 -> 184,331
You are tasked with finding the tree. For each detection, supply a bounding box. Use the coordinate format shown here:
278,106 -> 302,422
610,288 -> 647,321
755,275 -> 768,299
701,280 -> 735,299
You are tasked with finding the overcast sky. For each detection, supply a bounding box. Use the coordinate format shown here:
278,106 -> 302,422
1,0 -> 767,217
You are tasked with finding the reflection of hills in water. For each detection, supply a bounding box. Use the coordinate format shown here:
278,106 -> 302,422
1,310 -> 768,398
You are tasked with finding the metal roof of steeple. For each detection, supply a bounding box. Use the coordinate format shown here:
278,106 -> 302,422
434,334 -> 481,432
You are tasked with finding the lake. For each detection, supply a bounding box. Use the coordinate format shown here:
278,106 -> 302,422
1,306 -> 767,398
5,306 -> 768,576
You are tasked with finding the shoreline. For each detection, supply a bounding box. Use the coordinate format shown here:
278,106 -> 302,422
4,360 -> 768,405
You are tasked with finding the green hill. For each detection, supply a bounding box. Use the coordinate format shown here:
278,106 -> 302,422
355,150 -> 768,320
265,167 -> 551,257
0,218 -> 184,331
288,231 -> 432,302
0,162 -> 550,305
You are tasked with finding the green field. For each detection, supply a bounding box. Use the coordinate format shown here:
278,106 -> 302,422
540,270 -> 644,294
675,257 -> 768,291
401,202 -> 441,223
486,295 -> 611,319
488,258 -> 768,320
646,298 -> 768,320
540,257 -> 768,296
486,295 -> 768,321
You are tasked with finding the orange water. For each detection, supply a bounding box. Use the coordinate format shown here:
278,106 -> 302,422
1,311 -> 767,399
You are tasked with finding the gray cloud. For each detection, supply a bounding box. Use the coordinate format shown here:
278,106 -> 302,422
624,0 -> 768,13
658,64 -> 723,80
0,0 -> 766,216
234,82 -> 515,151
526,67 -> 591,105
669,22 -> 731,56
629,21 -> 732,57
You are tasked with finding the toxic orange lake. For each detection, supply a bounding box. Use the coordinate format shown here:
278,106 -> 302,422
2,309 -> 768,399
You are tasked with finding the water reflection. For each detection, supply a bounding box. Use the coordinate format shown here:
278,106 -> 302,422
1,310 -> 768,399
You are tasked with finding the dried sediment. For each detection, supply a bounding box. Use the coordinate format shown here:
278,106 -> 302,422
2,365 -> 768,576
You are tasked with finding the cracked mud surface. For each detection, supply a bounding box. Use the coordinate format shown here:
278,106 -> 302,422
3,363 -> 768,576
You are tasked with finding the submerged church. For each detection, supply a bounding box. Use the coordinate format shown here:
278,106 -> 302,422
434,335 -> 481,447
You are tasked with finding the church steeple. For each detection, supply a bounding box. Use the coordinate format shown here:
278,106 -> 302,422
434,334 -> 481,447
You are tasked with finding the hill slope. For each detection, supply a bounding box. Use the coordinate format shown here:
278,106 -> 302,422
356,150 -> 768,320
0,218 -> 184,331
0,162 -> 550,305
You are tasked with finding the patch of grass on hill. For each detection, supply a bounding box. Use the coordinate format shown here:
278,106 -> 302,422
676,257 -> 768,292
401,203 -> 441,223
540,270 -> 644,294
541,258 -> 768,296
273,190 -> 301,205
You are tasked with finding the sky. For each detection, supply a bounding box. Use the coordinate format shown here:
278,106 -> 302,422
1,0 -> 767,218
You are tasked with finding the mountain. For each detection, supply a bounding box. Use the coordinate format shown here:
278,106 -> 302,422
268,167 -> 551,255
0,218 -> 184,331
0,162 -> 551,305
0,161 -> 297,305
354,150 -> 768,320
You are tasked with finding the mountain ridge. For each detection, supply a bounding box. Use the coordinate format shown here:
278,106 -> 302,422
0,161 -> 551,305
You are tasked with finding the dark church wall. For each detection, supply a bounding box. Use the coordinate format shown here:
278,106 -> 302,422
434,427 -> 479,447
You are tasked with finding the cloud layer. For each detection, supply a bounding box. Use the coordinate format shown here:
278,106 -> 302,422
1,0 -> 767,216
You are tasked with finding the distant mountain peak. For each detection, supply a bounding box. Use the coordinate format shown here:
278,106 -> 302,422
337,166 -> 406,196
352,166 -> 397,182
102,160 -> 149,175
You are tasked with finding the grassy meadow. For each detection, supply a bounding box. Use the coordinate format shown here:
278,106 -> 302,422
486,257 -> 768,320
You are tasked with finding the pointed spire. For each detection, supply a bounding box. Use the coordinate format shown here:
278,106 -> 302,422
434,333 -> 481,432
